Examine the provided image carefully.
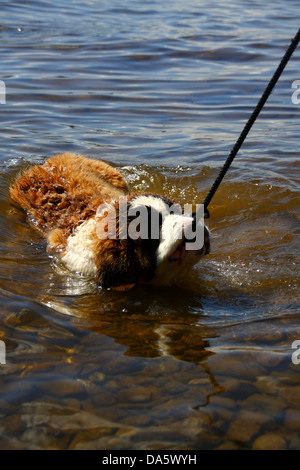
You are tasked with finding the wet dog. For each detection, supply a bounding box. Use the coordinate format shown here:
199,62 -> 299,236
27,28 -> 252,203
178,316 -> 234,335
10,153 -> 210,289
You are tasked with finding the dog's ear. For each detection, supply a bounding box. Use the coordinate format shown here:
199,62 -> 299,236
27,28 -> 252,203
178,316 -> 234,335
94,199 -> 159,289
95,238 -> 138,288
95,237 -> 157,289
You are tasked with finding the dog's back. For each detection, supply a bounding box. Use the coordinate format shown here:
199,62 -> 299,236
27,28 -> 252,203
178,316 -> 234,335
9,152 -> 129,249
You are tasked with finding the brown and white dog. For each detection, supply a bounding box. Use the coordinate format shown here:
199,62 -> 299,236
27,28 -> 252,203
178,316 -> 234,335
9,153 -> 210,289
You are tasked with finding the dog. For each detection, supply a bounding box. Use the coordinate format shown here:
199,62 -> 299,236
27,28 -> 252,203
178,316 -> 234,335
9,153 -> 210,289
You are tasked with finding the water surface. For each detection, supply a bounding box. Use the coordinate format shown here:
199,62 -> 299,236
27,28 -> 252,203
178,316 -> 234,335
0,0 -> 300,450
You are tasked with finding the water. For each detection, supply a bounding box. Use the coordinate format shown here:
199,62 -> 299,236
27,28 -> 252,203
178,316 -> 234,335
0,0 -> 299,450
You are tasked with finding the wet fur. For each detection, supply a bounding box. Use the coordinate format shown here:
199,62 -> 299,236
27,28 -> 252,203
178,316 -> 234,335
10,153 -> 209,289
9,153 -> 129,251
9,153 -> 163,288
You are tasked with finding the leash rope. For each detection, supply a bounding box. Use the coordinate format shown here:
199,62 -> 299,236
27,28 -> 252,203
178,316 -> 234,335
203,27 -> 300,218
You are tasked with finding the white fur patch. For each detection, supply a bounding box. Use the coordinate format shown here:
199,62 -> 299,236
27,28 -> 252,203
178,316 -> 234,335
156,214 -> 191,264
62,218 -> 97,276
130,195 -> 171,217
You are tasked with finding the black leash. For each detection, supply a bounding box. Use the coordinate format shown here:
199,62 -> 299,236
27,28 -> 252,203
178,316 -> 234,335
203,27 -> 300,219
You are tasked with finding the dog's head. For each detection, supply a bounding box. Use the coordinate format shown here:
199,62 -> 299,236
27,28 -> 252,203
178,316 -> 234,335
94,194 -> 210,289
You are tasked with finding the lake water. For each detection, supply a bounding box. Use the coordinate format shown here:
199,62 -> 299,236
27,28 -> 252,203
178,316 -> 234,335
0,0 -> 300,450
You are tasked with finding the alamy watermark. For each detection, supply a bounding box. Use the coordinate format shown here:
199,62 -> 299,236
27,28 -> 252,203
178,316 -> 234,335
291,340 -> 300,365
0,340 -> 6,364
291,80 -> 300,104
95,198 -> 205,251
0,80 -> 6,104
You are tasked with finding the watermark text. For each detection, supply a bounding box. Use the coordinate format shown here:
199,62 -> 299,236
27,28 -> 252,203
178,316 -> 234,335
95,198 -> 205,251
0,340 -> 6,364
291,80 -> 300,104
0,80 -> 6,104
291,340 -> 300,365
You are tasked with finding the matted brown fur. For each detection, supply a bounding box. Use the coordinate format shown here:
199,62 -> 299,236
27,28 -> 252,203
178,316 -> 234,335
9,152 -> 129,251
